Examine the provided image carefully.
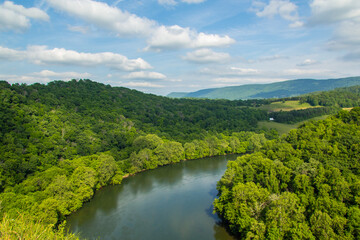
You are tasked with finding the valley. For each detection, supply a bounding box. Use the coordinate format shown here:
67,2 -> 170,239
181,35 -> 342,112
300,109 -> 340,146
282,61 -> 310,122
1,79 -> 360,239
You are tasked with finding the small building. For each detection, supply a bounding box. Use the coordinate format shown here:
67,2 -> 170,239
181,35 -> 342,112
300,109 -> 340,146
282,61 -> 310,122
269,118 -> 274,121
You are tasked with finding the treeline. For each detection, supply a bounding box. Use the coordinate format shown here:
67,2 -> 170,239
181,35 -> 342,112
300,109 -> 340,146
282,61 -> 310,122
0,132 -> 268,227
214,108 -> 360,239
269,106 -> 337,124
301,85 -> 360,107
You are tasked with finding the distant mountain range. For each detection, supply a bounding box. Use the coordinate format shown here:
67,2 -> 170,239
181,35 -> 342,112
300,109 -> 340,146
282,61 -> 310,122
167,77 -> 360,100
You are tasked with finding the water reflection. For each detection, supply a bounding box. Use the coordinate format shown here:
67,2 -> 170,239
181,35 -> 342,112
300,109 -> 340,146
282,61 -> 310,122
67,155 -> 237,240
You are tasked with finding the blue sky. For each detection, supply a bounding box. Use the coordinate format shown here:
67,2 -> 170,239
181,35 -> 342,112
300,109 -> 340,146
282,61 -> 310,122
1,0 -> 360,95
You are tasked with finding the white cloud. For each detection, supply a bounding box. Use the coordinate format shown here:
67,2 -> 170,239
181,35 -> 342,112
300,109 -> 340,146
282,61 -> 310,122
122,82 -> 164,88
0,1 -> 49,32
309,0 -> 360,25
200,66 -> 260,76
254,0 -> 303,27
146,25 -> 235,51
67,25 -> 89,34
123,71 -> 167,80
0,45 -> 152,71
230,67 -> 260,75
183,49 -> 230,63
169,78 -> 183,82
0,46 -> 23,60
283,68 -> 324,76
297,59 -> 319,66
1,1 -> 49,21
46,0 -> 156,37
46,0 -> 234,51
158,0 -> 177,6
193,32 -> 235,48
289,21 -> 304,28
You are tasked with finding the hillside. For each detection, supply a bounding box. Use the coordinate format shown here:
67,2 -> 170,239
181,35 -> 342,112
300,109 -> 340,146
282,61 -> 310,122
168,77 -> 360,100
3,79 -> 360,239
214,107 -> 360,239
0,79 -> 273,234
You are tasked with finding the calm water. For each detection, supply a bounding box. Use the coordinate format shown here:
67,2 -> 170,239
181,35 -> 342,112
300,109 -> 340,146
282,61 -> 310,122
66,155 -> 237,240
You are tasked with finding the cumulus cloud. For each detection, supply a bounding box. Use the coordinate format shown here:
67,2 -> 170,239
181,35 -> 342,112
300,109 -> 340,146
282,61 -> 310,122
0,46 -> 23,60
146,25 -> 235,51
46,0 -> 234,51
183,49 -> 230,63
309,0 -> 360,25
0,45 -> 152,71
46,0 -> 156,37
123,71 -> 167,80
254,0 -> 303,27
0,1 -> 49,32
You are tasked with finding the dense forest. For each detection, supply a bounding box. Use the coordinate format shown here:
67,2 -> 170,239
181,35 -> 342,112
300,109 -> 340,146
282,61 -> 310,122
0,79 -> 273,238
0,79 -> 272,189
214,108 -> 360,239
2,79 -> 360,239
301,85 -> 360,108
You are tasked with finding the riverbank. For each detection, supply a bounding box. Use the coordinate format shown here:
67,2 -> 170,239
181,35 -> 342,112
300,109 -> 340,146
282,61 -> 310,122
66,155 -> 238,240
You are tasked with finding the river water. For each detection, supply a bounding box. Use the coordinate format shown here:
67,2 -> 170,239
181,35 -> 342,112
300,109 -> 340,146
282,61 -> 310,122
66,155 -> 237,240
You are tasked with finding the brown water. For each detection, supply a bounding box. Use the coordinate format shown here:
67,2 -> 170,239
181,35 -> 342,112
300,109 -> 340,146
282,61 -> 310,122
66,155 -> 237,240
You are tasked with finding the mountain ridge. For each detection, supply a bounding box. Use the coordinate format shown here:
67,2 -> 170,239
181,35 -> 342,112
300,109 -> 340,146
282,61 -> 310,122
168,77 -> 360,100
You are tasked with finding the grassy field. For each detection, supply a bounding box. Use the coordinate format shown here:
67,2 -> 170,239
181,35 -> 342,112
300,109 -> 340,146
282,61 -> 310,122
258,115 -> 329,136
259,100 -> 318,112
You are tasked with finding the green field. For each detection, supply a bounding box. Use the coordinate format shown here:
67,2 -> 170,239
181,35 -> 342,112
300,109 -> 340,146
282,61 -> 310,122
258,115 -> 329,135
259,100 -> 318,112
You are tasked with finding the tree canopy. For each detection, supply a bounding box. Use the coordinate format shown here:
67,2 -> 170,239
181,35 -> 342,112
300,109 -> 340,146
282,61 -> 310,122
214,108 -> 360,239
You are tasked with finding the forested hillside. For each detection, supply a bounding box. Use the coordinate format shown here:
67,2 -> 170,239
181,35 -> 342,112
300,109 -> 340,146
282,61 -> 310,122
214,108 -> 360,239
0,79 -> 272,238
0,80 -> 267,142
168,77 -> 360,100
302,85 -> 360,107
2,79 -> 360,239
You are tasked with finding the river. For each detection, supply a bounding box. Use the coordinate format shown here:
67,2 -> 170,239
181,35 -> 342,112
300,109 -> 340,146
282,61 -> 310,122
66,155 -> 237,240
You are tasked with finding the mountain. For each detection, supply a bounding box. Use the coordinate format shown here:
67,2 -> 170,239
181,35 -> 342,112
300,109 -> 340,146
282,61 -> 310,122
168,77 -> 360,100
